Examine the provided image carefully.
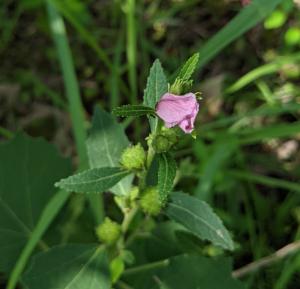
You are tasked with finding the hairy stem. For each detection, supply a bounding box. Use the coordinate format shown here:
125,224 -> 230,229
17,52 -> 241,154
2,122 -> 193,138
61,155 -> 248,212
123,259 -> 170,276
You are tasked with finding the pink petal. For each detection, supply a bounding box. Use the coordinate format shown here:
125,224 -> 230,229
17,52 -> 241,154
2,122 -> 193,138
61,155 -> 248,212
156,93 -> 197,124
155,92 -> 199,133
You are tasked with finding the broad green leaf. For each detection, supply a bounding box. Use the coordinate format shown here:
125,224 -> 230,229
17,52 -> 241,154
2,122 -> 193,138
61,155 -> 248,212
158,153 -> 177,203
0,134 -> 72,273
7,190 -> 71,289
86,106 -> 133,196
22,244 -> 110,289
176,53 -> 199,82
143,59 -> 168,131
124,255 -> 244,289
112,105 -> 155,117
166,192 -> 234,250
56,167 -> 130,194
197,0 -> 284,70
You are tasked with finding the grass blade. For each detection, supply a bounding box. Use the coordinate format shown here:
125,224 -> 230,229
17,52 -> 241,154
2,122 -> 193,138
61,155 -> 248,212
197,0 -> 284,70
229,170 -> 300,194
226,53 -> 300,94
47,1 -> 87,166
125,0 -> 137,103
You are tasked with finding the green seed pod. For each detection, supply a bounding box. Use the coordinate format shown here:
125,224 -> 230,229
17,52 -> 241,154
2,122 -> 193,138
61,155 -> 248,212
152,128 -> 178,153
140,187 -> 162,216
121,143 -> 146,170
95,217 -> 121,245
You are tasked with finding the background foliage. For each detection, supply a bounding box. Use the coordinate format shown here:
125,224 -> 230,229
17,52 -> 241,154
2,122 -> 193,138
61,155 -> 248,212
1,0 -> 300,288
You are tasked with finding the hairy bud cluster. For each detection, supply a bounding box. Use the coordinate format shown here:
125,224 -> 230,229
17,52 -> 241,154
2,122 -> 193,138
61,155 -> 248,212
121,143 -> 146,170
140,187 -> 162,216
95,217 -> 121,245
151,127 -> 178,153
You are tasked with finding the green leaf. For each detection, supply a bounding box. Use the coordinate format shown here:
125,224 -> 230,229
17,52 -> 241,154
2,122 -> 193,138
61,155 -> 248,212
22,244 -> 111,289
197,0 -> 284,70
158,153 -> 177,203
176,53 -> 199,82
86,106 -> 133,196
0,134 -> 72,273
7,190 -> 71,289
112,105 -> 155,117
143,59 -> 168,131
125,255 -> 244,289
166,192 -> 234,250
55,167 -> 130,194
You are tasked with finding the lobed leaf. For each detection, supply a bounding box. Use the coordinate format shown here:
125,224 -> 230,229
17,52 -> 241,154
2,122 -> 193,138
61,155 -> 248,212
158,153 -> 177,203
166,192 -> 234,250
55,167 -> 130,194
112,104 -> 155,117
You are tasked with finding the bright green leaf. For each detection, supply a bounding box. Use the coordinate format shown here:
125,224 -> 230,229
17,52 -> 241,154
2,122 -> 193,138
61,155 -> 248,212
112,105 -> 155,117
158,153 -> 177,203
143,59 -> 168,131
22,244 -> 110,289
170,53 -> 199,94
55,167 -> 130,194
0,134 -> 72,273
176,53 -> 199,82
166,192 -> 234,250
86,106 -> 133,196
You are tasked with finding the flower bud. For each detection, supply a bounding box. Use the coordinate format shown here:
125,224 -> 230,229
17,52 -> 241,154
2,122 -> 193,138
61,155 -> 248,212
140,187 -> 162,216
152,128 -> 178,153
95,217 -> 121,245
121,143 -> 146,170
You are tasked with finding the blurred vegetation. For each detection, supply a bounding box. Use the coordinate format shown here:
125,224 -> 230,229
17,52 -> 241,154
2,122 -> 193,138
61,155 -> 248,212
1,0 -> 300,288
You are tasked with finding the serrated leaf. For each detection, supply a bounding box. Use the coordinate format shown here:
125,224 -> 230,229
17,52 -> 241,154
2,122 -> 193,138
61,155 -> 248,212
0,134 -> 72,272
166,192 -> 234,250
86,106 -> 133,196
125,255 -> 245,289
176,53 -> 199,82
112,105 -> 155,117
55,167 -> 130,194
158,153 -> 177,203
22,244 -> 110,289
143,59 -> 168,131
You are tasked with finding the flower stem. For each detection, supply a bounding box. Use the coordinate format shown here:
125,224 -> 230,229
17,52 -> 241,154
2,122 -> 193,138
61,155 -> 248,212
123,259 -> 170,276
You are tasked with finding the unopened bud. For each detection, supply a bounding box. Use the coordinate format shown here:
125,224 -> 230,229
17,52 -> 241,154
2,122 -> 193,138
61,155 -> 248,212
121,143 -> 146,170
95,217 -> 121,245
140,187 -> 162,216
152,128 -> 178,153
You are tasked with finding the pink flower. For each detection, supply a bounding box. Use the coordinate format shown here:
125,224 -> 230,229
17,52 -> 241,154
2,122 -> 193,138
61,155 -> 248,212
155,92 -> 199,133
241,0 -> 251,6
